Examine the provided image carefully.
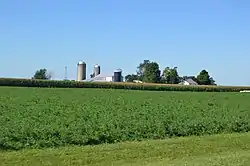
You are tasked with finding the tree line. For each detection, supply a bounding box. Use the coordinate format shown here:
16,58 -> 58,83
125,60 -> 216,85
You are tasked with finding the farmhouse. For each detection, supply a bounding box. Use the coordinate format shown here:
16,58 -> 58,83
179,78 -> 198,86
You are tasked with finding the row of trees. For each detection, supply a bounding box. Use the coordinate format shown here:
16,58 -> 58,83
125,60 -> 216,85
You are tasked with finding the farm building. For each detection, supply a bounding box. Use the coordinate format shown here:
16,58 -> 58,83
179,78 -> 198,85
84,73 -> 124,82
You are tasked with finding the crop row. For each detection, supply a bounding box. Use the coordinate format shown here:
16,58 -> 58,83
1,78 -> 250,92
0,87 -> 250,150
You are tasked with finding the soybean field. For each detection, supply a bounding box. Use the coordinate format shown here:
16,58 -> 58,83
0,86 -> 250,150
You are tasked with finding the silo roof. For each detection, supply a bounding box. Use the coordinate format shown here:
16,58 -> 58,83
114,69 -> 122,72
78,61 -> 86,64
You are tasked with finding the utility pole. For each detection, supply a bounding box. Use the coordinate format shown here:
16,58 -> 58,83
64,66 -> 68,80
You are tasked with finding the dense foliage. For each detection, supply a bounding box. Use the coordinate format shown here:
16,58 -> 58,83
196,69 -> 214,85
161,66 -> 180,84
0,78 -> 250,92
32,69 -> 52,80
0,87 -> 250,150
136,60 -> 161,83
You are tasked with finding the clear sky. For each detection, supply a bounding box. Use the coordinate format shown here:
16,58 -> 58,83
0,0 -> 249,85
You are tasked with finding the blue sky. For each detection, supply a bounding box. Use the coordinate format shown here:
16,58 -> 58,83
0,0 -> 249,85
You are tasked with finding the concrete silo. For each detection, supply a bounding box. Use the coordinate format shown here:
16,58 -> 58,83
113,69 -> 122,82
94,64 -> 100,77
77,61 -> 86,81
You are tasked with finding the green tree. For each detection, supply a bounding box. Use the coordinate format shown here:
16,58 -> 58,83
137,60 -> 161,83
136,60 -> 150,81
210,77 -> 217,85
125,74 -> 139,82
162,67 -> 180,84
32,69 -> 52,80
196,70 -> 215,85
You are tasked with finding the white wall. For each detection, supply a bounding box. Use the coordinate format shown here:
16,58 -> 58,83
183,81 -> 190,85
105,76 -> 113,82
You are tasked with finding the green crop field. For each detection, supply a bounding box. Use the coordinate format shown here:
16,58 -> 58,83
0,86 -> 250,150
